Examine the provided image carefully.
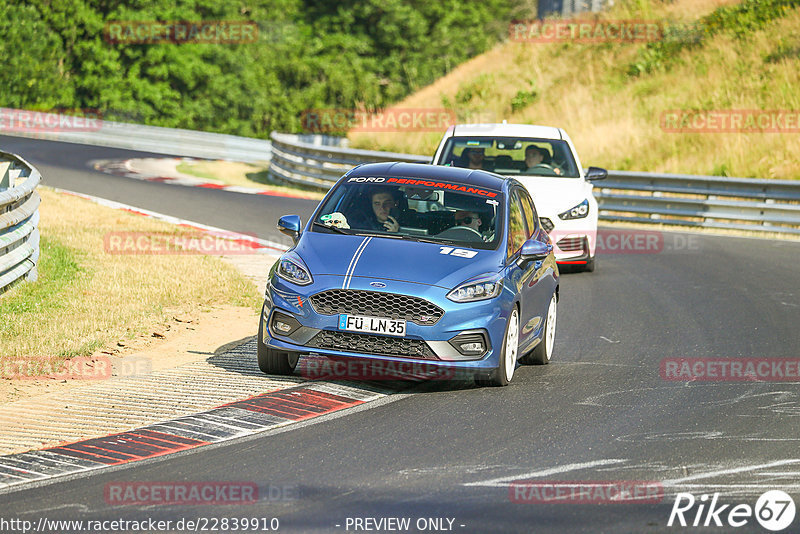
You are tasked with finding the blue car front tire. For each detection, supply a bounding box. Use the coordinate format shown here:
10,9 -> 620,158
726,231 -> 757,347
257,306 -> 300,375
476,306 -> 519,387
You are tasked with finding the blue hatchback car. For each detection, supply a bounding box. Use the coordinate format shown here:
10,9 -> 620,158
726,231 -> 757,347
259,162 -> 558,386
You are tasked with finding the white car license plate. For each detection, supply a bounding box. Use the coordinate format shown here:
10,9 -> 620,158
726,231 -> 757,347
338,314 -> 406,337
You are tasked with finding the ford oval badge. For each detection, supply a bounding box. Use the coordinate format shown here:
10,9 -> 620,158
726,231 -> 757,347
370,281 -> 387,288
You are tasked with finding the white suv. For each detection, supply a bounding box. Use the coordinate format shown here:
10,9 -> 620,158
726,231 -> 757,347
432,123 -> 607,271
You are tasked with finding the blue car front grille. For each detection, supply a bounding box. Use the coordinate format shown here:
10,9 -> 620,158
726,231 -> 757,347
306,330 -> 438,360
309,289 -> 443,326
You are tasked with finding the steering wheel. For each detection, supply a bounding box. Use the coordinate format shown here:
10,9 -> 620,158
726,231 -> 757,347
531,163 -> 563,176
435,226 -> 485,242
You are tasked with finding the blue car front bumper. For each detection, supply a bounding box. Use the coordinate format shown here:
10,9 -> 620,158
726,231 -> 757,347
262,274 -> 515,376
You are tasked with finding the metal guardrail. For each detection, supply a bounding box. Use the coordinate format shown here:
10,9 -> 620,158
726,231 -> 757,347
0,107 -> 271,162
270,132 -> 428,189
0,151 -> 40,293
597,171 -> 800,235
269,132 -> 800,235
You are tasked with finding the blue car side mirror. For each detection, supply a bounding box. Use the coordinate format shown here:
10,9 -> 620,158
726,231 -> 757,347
519,239 -> 552,265
278,215 -> 302,244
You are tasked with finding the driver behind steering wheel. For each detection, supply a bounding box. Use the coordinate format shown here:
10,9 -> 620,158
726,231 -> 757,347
524,145 -> 562,176
455,210 -> 482,233
454,210 -> 487,241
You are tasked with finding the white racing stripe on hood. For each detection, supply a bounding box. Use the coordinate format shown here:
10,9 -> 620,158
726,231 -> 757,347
342,237 -> 372,289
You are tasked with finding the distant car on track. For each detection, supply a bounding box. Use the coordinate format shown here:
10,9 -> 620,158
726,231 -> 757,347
432,123 -> 607,271
259,162 -> 559,386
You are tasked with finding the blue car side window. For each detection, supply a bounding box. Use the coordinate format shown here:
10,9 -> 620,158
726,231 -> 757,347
517,189 -> 538,238
507,190 -> 527,258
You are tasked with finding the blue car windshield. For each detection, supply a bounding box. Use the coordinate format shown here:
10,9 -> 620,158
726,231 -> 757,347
312,176 -> 503,250
440,137 -> 580,178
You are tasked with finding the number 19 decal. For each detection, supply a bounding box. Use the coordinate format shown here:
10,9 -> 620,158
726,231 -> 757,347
440,247 -> 478,259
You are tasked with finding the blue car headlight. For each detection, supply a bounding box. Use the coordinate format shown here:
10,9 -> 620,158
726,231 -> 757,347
447,273 -> 503,303
276,252 -> 313,286
558,199 -> 589,220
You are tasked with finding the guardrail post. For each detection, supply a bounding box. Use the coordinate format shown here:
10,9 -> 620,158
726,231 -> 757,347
0,161 -> 10,190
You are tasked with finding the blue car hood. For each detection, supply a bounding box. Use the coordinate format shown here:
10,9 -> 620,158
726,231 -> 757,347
295,232 -> 502,289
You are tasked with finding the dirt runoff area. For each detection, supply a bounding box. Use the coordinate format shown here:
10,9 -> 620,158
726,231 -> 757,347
0,304 -> 260,405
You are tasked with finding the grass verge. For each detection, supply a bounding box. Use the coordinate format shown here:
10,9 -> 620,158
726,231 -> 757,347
176,160 -> 325,199
348,0 -> 800,179
0,188 -> 261,362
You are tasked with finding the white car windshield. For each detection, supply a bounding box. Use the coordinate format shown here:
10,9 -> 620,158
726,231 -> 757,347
440,137 -> 580,178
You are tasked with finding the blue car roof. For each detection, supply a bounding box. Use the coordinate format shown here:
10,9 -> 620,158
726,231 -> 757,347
345,162 -> 507,192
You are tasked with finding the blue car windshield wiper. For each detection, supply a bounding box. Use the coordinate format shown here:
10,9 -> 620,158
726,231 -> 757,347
359,231 -> 403,239
397,234 -> 442,244
311,221 -> 351,235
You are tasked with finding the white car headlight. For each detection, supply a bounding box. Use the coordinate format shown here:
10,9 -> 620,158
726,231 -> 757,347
276,252 -> 313,286
447,273 -> 503,303
558,199 -> 589,220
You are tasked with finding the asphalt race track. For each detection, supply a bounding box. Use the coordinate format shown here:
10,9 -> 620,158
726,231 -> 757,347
0,135 -> 319,242
2,135 -> 800,533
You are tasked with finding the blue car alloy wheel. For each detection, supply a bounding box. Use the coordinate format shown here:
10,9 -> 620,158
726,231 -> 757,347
259,162 -> 559,387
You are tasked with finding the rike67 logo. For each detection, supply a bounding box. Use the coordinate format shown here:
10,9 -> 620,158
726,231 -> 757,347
668,491 -> 796,531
